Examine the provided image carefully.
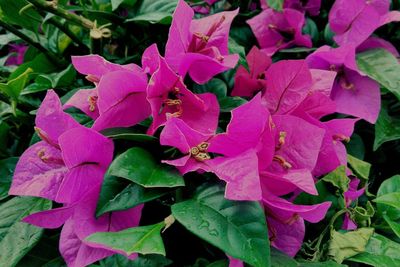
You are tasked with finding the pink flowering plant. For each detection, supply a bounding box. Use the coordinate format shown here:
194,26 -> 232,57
1,0 -> 400,266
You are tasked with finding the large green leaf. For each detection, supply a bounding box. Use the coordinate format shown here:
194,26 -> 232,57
0,0 -> 42,32
347,154 -> 371,180
377,175 -> 400,220
108,147 -> 184,188
347,233 -> 400,267
125,0 -> 178,24
99,254 -> 172,267
0,157 -> 18,200
267,0 -> 284,11
374,192 -> 400,210
373,102 -> 400,151
86,222 -> 166,256
111,0 -> 137,11
328,228 -> 374,263
357,48 -> 400,101
0,197 -> 52,266
0,68 -> 32,100
321,166 -> 350,192
101,128 -> 158,143
31,65 -> 76,90
96,174 -> 169,217
193,78 -> 227,100
219,97 -> 247,113
171,185 -> 270,267
383,214 -> 400,239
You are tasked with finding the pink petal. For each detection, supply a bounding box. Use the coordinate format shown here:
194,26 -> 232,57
23,205 -> 74,229
9,141 -> 67,200
64,88 -> 99,120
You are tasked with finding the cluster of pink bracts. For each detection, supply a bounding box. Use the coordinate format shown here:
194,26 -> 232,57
9,0 -> 399,266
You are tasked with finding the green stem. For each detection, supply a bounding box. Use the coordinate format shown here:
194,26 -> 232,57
27,0 -> 94,29
0,20 -> 64,66
47,17 -> 87,48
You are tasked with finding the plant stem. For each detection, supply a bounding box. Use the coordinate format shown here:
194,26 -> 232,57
0,20 -> 64,66
27,0 -> 94,30
47,17 -> 87,49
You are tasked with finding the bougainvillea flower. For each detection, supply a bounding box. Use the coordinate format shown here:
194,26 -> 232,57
161,95 -> 271,200
231,46 -> 271,97
357,36 -> 399,57
262,60 -> 312,114
263,192 -> 331,256
91,70 -> 151,131
5,43 -> 28,66
329,0 -> 400,46
260,115 -> 325,196
9,90 -> 79,200
311,118 -> 358,176
141,43 -> 161,75
25,187 -> 143,267
342,177 -> 366,230
146,53 -> 219,135
247,8 -> 312,56
191,0 -> 220,14
66,55 -> 147,119
306,45 -> 380,123
165,0 -> 239,84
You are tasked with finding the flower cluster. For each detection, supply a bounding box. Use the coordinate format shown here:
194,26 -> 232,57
8,0 -> 398,266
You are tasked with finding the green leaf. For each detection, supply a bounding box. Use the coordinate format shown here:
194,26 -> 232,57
32,65 -> 76,89
383,214 -> 400,239
374,192 -> 400,210
0,32 -> 20,45
347,233 -> 400,267
112,0 -> 137,11
347,154 -> 371,180
193,78 -> 227,100
328,228 -> 374,263
108,147 -> 184,188
171,185 -> 270,267
126,0 -> 178,24
100,254 -> 172,267
86,222 -> 166,256
228,37 -> 247,69
101,128 -> 158,143
321,166 -> 350,192
96,174 -> 169,217
357,48 -> 400,101
297,261 -> 346,267
0,157 -> 18,200
377,175 -> 400,220
303,18 -> 319,43
0,0 -> 42,32
270,247 -> 297,267
219,97 -> 247,112
267,0 -> 284,11
373,102 -> 400,151
0,197 -> 52,266
0,121 -> 10,157
0,68 -> 32,100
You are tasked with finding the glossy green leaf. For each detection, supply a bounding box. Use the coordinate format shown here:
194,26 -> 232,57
219,97 -> 247,112
33,65 -> 76,89
101,128 -> 158,143
96,174 -> 169,217
108,147 -> 184,188
100,254 -> 172,267
303,18 -> 319,43
374,192 -> 400,210
347,154 -> 371,180
228,37 -> 247,69
126,0 -> 178,24
171,185 -> 270,267
322,166 -> 350,192
112,0 -> 137,10
328,228 -> 374,263
86,222 -> 166,256
297,261 -> 346,267
0,157 -> 18,200
0,0 -> 42,32
270,247 -> 297,267
357,49 -> 400,100
373,102 -> 400,151
0,68 -> 32,100
193,78 -> 227,100
377,175 -> 400,220
0,197 -> 52,266
383,214 -> 400,239
347,233 -> 400,267
267,0 -> 284,11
